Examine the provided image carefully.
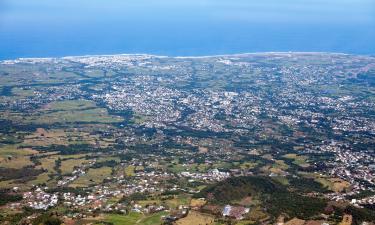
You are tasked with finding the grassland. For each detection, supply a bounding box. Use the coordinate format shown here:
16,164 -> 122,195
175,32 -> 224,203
0,145 -> 37,169
9,100 -> 124,125
27,173 -> 52,187
0,66 -> 88,89
240,162 -> 259,170
139,211 -> 168,225
190,198 -> 207,208
104,212 -> 142,225
60,158 -> 89,175
24,127 -> 116,148
175,211 -> 215,225
70,166 -> 112,188
84,69 -> 106,78
132,114 -> 150,124
167,162 -> 212,174
283,154 -> 310,168
261,159 -> 290,175
36,155 -> 58,172
165,194 -> 190,209
168,163 -> 187,173
34,100 -> 122,124
104,211 -> 167,225
315,177 -> 350,192
12,87 -> 36,97
24,128 -> 68,146
124,165 -> 136,176
247,206 -> 269,222
2,100 -> 123,125
298,172 -> 350,193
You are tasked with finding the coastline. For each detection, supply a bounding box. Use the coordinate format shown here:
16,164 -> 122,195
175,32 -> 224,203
0,51 -> 367,63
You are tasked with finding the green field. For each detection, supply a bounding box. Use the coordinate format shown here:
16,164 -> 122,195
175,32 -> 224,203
104,213 -> 143,225
70,166 -> 112,187
283,154 -> 310,168
21,100 -> 123,125
0,145 -> 37,169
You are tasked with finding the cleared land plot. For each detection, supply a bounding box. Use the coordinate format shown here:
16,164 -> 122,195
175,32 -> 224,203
165,195 -> 190,209
0,146 -> 37,169
22,100 -> 123,124
61,158 -> 90,175
260,160 -> 289,175
12,87 -> 36,97
175,211 -> 215,225
70,166 -> 112,187
315,177 -> 350,192
104,211 -> 167,225
190,198 -> 207,208
283,153 -> 310,168
104,212 -> 142,225
300,173 -> 351,192
124,165 -> 136,176
24,128 -> 115,148
36,155 -> 58,172
139,211 -> 168,225
27,173 -> 52,187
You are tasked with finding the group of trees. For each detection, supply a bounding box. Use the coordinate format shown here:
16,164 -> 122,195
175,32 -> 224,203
0,166 -> 44,182
0,190 -> 22,206
196,176 -> 327,219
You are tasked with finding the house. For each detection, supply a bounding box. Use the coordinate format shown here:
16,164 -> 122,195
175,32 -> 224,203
222,205 -> 232,217
222,205 -> 250,220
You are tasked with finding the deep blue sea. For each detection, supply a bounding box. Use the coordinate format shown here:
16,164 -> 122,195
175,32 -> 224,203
0,0 -> 374,60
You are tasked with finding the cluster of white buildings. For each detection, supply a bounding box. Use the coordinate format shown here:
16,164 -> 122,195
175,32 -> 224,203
23,187 -> 58,210
180,169 -> 231,182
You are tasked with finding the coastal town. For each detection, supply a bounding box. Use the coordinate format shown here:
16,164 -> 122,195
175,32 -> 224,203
0,53 -> 374,224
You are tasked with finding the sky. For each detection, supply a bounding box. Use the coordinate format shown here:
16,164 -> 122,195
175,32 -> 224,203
0,0 -> 374,59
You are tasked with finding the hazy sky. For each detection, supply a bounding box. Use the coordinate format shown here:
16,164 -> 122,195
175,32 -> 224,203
0,0 -> 374,58
1,0 -> 374,24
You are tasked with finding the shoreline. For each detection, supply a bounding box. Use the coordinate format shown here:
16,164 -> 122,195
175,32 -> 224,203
0,51 -> 368,62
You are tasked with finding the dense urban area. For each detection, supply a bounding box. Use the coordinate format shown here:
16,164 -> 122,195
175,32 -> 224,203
0,53 -> 374,225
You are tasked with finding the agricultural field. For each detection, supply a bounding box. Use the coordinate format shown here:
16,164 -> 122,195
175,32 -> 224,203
176,211 -> 215,225
102,211 -> 168,225
0,145 -> 37,169
70,166 -> 112,188
283,154 -> 310,168
30,100 -> 123,124
104,213 -> 143,225
60,157 -> 89,175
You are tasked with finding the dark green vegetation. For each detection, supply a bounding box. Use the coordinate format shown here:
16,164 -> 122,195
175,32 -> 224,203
0,166 -> 44,182
32,213 -> 62,225
0,189 -> 22,206
196,176 -> 327,219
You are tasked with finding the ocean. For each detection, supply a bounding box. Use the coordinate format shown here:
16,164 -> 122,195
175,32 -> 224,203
0,0 -> 374,60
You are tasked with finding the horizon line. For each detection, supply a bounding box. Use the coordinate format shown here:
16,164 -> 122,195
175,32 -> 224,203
1,51 -> 374,62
